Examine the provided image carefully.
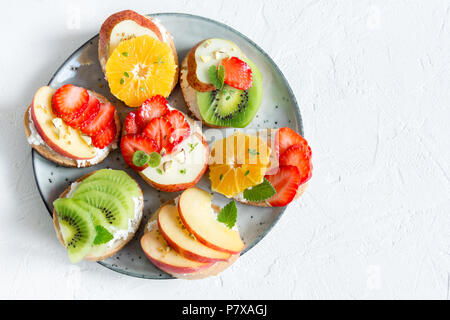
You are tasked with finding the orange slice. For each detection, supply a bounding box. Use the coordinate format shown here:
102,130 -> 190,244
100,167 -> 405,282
105,35 -> 176,107
209,132 -> 271,198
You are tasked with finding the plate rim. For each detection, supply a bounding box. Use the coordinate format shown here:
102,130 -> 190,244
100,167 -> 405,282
31,12 -> 304,279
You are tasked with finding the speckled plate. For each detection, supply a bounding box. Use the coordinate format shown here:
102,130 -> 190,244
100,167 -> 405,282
32,13 -> 303,279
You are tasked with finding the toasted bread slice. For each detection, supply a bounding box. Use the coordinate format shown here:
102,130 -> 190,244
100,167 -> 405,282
98,10 -> 179,92
24,91 -> 121,168
52,170 -> 144,261
143,200 -> 240,280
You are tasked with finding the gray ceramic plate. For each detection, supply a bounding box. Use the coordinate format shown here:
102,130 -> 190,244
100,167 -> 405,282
32,13 -> 303,279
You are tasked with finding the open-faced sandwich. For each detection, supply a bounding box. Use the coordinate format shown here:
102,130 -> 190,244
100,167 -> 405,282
141,187 -> 244,279
99,10 -> 178,107
209,127 -> 312,207
24,85 -> 120,167
120,95 -> 209,192
52,169 -> 144,263
180,38 -> 263,128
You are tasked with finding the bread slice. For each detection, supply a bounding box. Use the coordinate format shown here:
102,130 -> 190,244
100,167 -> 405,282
24,91 -> 121,168
98,10 -> 179,93
143,200 -> 240,280
52,170 -> 144,261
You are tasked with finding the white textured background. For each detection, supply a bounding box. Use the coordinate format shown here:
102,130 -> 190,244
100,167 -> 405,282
1,0 -> 449,299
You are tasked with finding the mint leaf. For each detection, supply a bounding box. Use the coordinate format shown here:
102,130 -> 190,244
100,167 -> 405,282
243,178 -> 276,202
217,200 -> 237,229
133,150 -> 150,167
208,65 -> 225,90
93,225 -> 113,245
148,152 -> 161,168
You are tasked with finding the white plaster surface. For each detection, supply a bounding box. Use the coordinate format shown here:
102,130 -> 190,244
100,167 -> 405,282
1,0 -> 450,299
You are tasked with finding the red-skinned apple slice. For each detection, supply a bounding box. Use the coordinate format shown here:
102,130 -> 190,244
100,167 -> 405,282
158,204 -> 231,263
30,86 -> 96,160
178,188 -> 245,254
141,224 -> 213,274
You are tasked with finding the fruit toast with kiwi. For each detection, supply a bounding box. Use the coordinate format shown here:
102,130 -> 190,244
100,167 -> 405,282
180,38 -> 263,128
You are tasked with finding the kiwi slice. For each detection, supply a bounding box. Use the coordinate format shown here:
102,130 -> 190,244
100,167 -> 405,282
53,198 -> 95,263
73,190 -> 128,230
72,180 -> 135,220
197,58 -> 262,128
72,199 -> 111,229
82,169 -> 141,198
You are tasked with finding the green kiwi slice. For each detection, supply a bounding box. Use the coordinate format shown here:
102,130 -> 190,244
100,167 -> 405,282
72,180 -> 135,220
82,169 -> 141,198
53,198 -> 95,263
72,190 -> 128,230
196,58 -> 263,128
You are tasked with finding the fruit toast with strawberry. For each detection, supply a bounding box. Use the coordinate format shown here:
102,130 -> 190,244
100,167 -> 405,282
121,95 -> 209,192
24,84 -> 121,168
180,38 -> 263,128
208,127 -> 312,207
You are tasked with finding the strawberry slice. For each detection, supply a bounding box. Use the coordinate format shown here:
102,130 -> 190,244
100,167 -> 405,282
124,111 -> 142,135
52,84 -> 89,118
120,134 -> 158,171
91,120 -> 116,149
280,144 -> 312,184
137,95 -> 169,128
64,94 -> 100,128
165,110 -> 190,145
142,117 -> 174,153
220,57 -> 253,90
80,102 -> 115,136
265,165 -> 301,207
275,127 -> 310,156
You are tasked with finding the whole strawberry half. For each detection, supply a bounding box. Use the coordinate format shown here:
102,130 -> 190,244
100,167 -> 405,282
220,57 -> 253,90
81,102 -> 115,136
137,95 -> 169,128
165,109 -> 190,146
265,165 -> 301,207
52,84 -> 89,119
279,144 -> 312,184
64,94 -> 100,128
142,117 -> 174,153
91,120 -> 116,149
120,134 -> 158,171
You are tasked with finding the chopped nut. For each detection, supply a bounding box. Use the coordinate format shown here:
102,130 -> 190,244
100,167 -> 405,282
214,50 -> 224,60
81,134 -> 92,146
165,246 -> 171,252
200,55 -> 210,63
203,40 -> 211,48
52,118 -> 63,129
162,160 -> 173,172
174,149 -> 186,164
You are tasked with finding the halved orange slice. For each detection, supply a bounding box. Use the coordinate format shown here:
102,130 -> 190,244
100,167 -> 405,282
209,132 -> 271,198
105,35 -> 176,107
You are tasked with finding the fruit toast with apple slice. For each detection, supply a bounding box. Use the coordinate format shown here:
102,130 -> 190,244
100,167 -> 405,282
52,169 -> 144,263
141,187 -> 243,279
120,95 -> 209,193
180,38 -> 263,128
99,10 -> 178,107
209,127 -> 312,207
24,85 -> 121,168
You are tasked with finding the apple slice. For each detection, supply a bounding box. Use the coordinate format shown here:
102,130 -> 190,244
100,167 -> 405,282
158,204 -> 231,263
178,188 -> 245,254
141,223 -> 213,274
187,38 -> 245,92
139,132 -> 209,192
30,86 -> 96,160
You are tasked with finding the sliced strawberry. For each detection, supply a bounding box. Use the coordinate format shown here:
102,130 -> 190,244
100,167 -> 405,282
124,111 -> 142,135
80,102 -> 115,136
91,120 -> 116,149
64,94 -> 100,128
165,110 -> 190,145
137,95 -> 169,128
280,144 -> 312,184
220,57 -> 253,90
142,117 -> 174,153
275,127 -> 310,156
265,165 -> 301,207
120,134 -> 158,171
52,84 -> 89,118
